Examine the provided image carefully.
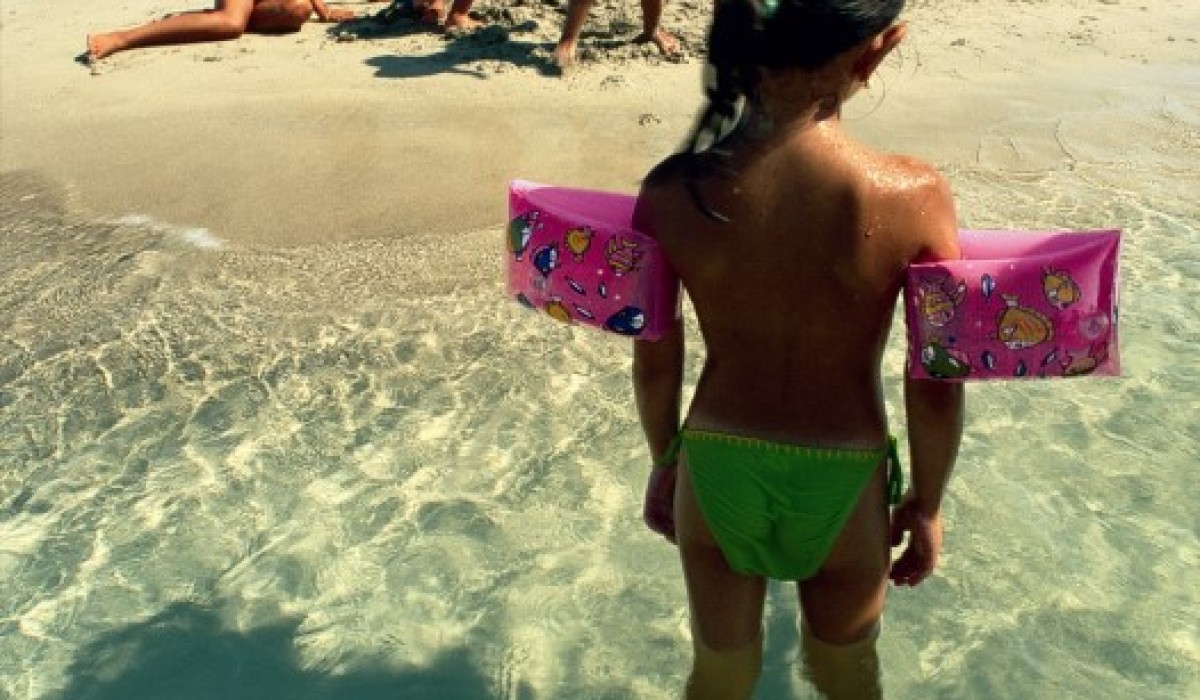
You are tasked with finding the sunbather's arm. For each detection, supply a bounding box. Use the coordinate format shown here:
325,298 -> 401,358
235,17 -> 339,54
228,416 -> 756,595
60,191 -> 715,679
310,0 -> 354,22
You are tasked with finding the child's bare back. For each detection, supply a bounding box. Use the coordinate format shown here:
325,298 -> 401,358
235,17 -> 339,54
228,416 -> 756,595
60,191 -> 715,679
636,118 -> 957,448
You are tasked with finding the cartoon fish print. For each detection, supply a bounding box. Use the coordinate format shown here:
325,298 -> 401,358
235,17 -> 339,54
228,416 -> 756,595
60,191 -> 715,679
1042,268 -> 1081,309
1061,342 -> 1109,377
532,243 -> 561,277
566,277 -> 587,296
995,295 -> 1053,350
564,226 -> 595,262
597,281 -> 609,299
981,350 -> 996,371
574,305 -> 595,320
917,275 -> 966,327
507,211 -> 539,260
604,306 -> 646,336
605,237 -> 644,276
920,341 -> 971,379
545,299 -> 572,324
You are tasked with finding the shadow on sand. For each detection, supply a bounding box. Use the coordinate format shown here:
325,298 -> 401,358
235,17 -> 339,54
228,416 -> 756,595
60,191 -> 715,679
49,601 -> 523,700
331,6 -> 562,77
329,4 -> 645,78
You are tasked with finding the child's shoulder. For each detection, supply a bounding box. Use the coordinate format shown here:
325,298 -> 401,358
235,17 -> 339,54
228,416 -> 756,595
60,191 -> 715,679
868,151 -> 950,199
634,153 -> 694,234
641,153 -> 692,191
867,152 -> 958,257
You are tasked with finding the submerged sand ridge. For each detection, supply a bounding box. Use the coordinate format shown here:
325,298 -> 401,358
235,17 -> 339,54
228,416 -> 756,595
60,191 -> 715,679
0,0 -> 1196,246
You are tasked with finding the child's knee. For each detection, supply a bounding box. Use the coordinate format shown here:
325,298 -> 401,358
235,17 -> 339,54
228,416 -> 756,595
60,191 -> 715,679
800,621 -> 882,700
687,630 -> 763,700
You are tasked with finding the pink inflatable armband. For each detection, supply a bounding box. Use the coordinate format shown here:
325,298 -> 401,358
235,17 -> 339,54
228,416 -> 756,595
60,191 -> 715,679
506,180 -> 680,340
905,229 -> 1121,381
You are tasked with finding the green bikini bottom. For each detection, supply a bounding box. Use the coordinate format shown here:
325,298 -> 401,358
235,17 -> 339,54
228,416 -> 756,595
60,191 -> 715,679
674,429 -> 902,581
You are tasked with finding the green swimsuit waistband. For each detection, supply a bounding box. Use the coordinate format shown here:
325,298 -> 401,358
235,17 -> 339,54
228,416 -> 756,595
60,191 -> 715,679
656,430 -> 903,506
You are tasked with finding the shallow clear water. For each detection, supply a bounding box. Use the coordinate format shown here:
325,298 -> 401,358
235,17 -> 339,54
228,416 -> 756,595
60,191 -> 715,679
2,100 -> 1199,698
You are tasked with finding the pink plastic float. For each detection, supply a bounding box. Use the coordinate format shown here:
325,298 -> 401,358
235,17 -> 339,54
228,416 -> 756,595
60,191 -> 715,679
506,181 -> 1121,380
905,229 -> 1121,380
506,180 -> 681,340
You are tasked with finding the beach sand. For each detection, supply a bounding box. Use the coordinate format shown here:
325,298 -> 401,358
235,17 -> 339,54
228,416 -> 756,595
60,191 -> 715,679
1,0 -> 1195,248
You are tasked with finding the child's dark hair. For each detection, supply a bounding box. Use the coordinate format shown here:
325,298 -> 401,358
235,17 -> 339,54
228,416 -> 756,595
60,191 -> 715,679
684,0 -> 906,221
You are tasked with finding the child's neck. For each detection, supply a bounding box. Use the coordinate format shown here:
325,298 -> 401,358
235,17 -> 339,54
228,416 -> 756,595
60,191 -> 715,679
747,98 -> 845,142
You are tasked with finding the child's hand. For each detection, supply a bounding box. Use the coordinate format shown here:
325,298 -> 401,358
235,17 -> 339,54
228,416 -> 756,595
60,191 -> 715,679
889,492 -> 942,586
643,464 -> 677,544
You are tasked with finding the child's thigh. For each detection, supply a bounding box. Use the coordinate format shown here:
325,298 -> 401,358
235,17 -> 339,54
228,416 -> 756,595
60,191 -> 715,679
798,466 -> 891,643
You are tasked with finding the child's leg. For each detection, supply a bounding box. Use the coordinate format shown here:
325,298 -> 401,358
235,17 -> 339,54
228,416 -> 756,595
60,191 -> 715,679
797,463 -> 891,699
675,463 -> 767,699
87,0 -> 257,60
800,621 -> 882,700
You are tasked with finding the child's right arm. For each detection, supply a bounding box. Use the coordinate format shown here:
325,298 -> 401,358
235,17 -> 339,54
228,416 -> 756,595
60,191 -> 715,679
890,165 -> 963,586
890,377 -> 964,586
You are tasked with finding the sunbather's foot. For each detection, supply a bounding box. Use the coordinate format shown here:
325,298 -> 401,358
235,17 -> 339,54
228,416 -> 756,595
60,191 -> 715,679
633,27 -> 680,58
86,32 -> 125,61
419,0 -> 445,25
444,11 -> 481,33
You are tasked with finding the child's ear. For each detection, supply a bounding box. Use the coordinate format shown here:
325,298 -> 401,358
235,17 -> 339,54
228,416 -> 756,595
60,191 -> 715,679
853,22 -> 907,84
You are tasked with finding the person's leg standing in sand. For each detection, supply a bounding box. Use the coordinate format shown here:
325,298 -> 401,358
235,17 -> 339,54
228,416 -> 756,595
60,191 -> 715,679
551,0 -> 680,71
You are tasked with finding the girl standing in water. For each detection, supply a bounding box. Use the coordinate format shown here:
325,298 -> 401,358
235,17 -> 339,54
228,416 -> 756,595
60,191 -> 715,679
632,1 -> 964,697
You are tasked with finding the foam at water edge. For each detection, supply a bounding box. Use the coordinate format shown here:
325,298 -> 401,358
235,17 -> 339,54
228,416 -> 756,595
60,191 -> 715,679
109,214 -> 224,250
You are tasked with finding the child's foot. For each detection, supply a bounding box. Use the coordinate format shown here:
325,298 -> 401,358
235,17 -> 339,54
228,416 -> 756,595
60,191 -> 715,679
86,33 -> 124,61
633,27 -> 680,58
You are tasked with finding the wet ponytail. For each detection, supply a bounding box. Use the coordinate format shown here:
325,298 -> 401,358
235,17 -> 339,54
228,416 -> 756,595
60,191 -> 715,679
682,0 -> 767,222
683,0 -> 906,221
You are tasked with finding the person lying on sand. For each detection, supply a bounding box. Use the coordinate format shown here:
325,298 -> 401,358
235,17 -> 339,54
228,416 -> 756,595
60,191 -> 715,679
552,0 -> 680,72
86,0 -> 360,62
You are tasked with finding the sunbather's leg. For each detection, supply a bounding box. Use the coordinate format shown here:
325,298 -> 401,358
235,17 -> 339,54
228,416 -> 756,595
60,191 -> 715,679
87,0 -> 257,60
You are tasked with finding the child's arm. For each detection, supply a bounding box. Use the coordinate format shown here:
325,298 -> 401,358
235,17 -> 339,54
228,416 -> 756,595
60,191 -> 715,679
633,322 -> 684,541
891,166 -> 962,586
633,323 -> 684,464
891,377 -> 963,586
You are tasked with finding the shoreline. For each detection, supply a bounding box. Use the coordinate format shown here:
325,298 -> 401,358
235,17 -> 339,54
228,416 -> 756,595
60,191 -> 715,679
1,0 -> 1196,246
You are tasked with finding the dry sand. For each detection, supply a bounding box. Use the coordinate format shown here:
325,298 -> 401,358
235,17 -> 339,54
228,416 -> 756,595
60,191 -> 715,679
1,0 -> 1197,247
